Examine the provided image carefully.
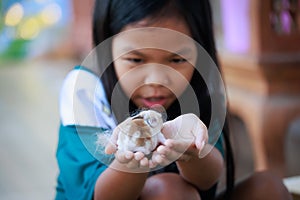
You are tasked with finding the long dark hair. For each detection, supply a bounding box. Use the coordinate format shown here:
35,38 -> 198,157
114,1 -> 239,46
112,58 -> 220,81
92,0 -> 234,198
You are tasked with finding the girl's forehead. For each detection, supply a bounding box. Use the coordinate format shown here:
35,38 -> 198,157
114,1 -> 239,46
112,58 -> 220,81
124,15 -> 191,34
112,27 -> 197,56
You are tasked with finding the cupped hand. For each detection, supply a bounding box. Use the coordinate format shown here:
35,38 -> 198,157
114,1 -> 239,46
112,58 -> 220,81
105,121 -> 154,170
114,150 -> 151,169
105,113 -> 208,170
152,113 -> 208,165
151,139 -> 194,166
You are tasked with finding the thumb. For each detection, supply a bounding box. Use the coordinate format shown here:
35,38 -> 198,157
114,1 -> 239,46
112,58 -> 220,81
105,127 -> 119,154
193,119 -> 208,151
195,129 -> 207,151
194,122 -> 210,158
105,143 -> 117,154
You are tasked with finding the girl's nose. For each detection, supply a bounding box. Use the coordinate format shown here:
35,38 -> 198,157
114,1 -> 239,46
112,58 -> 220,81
144,64 -> 170,86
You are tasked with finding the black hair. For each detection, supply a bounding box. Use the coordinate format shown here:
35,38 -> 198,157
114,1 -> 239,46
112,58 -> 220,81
92,0 -> 234,198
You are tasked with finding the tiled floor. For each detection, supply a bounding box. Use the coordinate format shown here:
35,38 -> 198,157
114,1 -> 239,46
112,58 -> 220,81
0,59 -> 299,199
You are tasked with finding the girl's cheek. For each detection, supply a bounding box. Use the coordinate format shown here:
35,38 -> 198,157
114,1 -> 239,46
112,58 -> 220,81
120,79 -> 141,98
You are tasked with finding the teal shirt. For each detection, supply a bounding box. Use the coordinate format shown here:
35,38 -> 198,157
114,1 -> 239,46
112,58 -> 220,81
55,125 -> 107,200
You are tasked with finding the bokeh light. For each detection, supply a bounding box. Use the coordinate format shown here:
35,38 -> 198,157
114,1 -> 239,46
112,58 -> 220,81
4,3 -> 24,26
0,0 -> 71,61
40,3 -> 62,26
18,18 -> 41,40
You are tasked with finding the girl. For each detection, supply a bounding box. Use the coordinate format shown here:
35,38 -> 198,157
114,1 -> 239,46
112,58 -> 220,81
55,0 -> 292,199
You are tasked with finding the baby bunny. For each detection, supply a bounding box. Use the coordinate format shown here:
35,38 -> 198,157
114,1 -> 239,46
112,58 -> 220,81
117,110 -> 166,155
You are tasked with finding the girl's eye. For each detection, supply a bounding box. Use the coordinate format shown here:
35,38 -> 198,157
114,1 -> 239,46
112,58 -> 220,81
126,58 -> 143,63
171,58 -> 187,63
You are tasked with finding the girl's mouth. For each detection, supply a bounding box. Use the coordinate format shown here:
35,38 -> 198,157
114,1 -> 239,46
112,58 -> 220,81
142,97 -> 167,108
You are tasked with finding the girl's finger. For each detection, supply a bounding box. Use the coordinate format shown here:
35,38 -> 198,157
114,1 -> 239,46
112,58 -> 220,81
148,159 -> 158,169
134,152 -> 145,161
105,126 -> 122,154
191,117 -> 208,150
111,126 -> 121,144
115,151 -> 134,163
152,153 -> 172,166
140,157 -> 149,168
156,145 -> 181,162
126,158 -> 140,169
105,143 -> 117,154
164,139 -> 192,153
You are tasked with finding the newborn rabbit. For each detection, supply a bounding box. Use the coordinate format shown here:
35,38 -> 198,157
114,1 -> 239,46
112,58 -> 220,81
117,110 -> 166,155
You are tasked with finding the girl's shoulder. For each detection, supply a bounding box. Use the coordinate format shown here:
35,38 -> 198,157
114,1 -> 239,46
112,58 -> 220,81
59,66 -> 116,129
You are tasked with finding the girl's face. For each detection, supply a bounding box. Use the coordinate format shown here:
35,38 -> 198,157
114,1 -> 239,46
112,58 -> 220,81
112,16 -> 197,109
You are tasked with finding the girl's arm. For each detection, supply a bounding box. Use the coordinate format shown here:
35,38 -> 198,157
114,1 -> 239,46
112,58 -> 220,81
157,114 -> 224,191
94,161 -> 148,200
176,144 -> 224,190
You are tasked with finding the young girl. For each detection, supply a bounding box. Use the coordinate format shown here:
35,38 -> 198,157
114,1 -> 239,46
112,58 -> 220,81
55,0 -> 292,199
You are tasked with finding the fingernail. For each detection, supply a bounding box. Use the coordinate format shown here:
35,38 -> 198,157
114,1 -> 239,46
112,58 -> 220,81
201,141 -> 205,150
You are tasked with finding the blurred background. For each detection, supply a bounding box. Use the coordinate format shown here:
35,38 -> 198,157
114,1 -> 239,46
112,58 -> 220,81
0,0 -> 299,199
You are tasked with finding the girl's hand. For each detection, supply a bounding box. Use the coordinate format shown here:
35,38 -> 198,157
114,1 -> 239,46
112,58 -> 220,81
105,121 -> 151,170
113,150 -> 150,169
152,114 -> 208,165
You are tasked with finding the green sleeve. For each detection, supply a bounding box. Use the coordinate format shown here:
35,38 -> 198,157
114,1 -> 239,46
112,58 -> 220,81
55,124 -> 108,200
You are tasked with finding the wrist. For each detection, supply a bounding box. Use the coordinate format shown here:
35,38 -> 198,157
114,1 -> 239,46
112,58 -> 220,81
176,144 -> 199,163
110,159 -> 151,174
